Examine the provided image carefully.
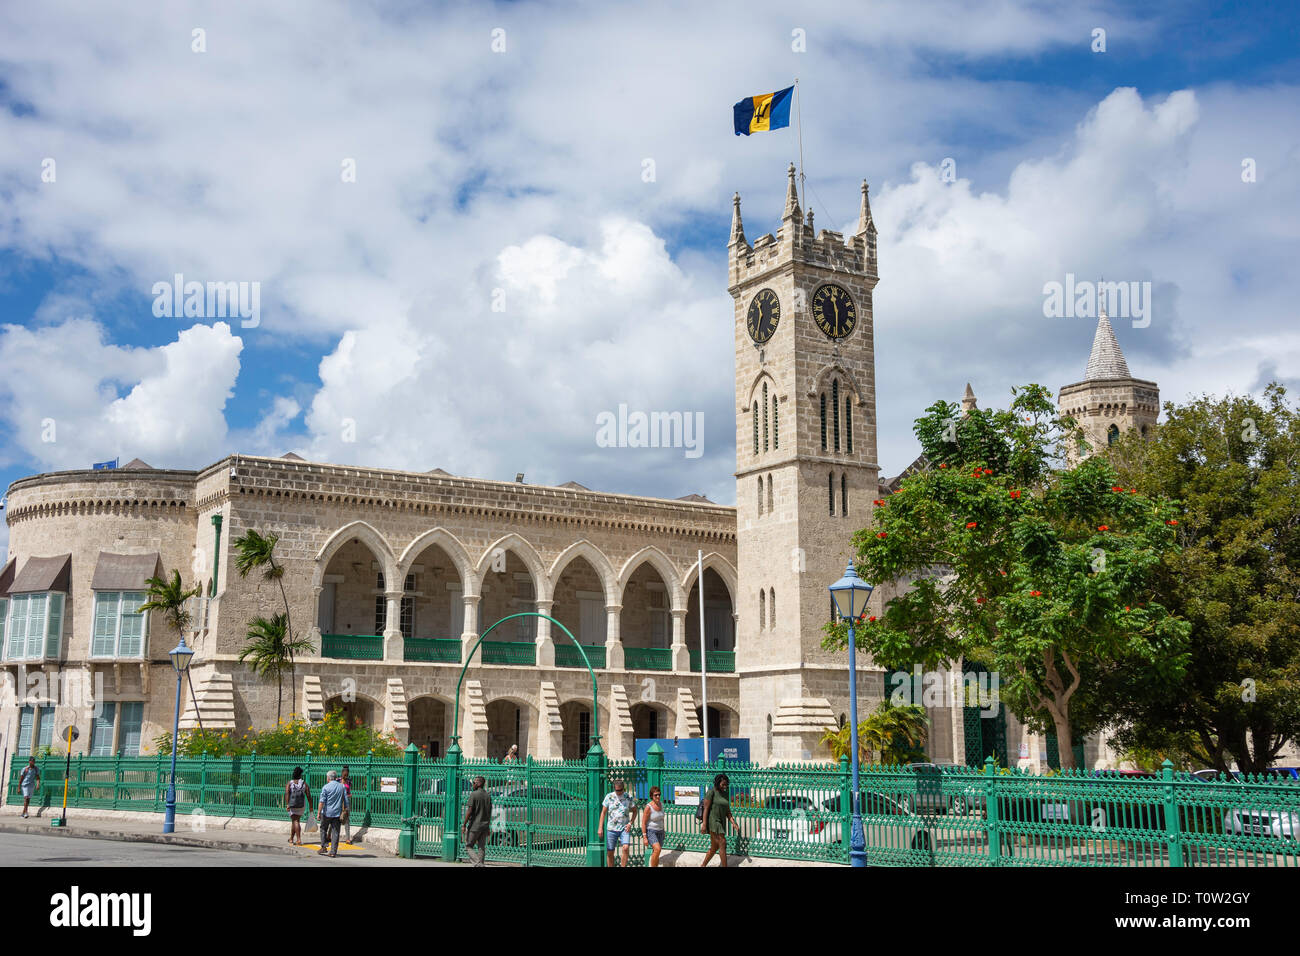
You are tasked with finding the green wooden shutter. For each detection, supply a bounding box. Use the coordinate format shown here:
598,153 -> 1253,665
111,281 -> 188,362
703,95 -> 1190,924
92,592 -> 119,658
25,595 -> 47,660
0,597 -> 12,660
7,595 -> 28,659
17,705 -> 34,755
118,591 -> 145,657
89,702 -> 117,756
44,592 -> 64,661
118,702 -> 144,756
35,705 -> 53,751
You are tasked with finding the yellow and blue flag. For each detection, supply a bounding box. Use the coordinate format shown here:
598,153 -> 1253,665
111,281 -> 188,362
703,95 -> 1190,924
733,86 -> 793,136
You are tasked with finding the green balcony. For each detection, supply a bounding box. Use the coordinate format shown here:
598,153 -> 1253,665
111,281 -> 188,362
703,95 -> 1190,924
623,647 -> 673,671
321,634 -> 384,660
555,643 -> 606,669
481,640 -> 536,666
688,649 -> 735,673
403,638 -> 461,663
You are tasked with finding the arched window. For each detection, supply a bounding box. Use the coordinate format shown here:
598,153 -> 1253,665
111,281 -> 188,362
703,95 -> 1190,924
845,398 -> 853,454
772,394 -> 779,449
753,402 -> 759,455
841,473 -> 848,516
766,473 -> 774,513
820,393 -> 827,450
762,383 -> 769,452
759,589 -> 766,631
756,477 -> 763,516
829,471 -> 835,516
769,587 -> 776,630
1107,424 -> 1120,445
832,380 -> 841,452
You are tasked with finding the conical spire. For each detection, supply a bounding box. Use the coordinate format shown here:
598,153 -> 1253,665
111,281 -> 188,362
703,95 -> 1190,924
857,180 -> 874,235
730,192 -> 746,246
783,162 -> 801,220
1084,308 -> 1131,380
961,382 -> 977,413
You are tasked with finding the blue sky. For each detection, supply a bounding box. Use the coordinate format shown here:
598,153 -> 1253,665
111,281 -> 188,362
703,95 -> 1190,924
1,0 -> 1298,560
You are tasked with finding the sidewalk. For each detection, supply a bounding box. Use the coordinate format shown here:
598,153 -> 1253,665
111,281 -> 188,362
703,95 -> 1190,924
0,804 -> 394,860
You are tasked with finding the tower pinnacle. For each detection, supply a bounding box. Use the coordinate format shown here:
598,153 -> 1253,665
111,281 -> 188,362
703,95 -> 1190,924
783,162 -> 801,220
730,192 -> 746,246
1084,308 -> 1131,380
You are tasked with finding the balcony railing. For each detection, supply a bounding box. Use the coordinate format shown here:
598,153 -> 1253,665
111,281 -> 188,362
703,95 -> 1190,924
689,649 -> 735,673
403,638 -> 462,664
321,633 -> 384,660
554,643 -> 606,669
481,640 -> 536,666
623,647 -> 673,671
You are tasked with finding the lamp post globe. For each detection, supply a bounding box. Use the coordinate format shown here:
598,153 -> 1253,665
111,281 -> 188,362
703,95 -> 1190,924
163,635 -> 195,834
829,561 -> 874,868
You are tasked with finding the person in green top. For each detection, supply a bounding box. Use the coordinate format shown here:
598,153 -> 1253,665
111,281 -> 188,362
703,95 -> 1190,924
699,773 -> 742,867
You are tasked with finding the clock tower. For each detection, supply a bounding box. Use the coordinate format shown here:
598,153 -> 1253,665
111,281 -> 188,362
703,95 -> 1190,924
732,165 -> 884,763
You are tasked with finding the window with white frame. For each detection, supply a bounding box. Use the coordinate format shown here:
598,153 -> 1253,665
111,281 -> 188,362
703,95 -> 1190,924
91,591 -> 149,659
3,592 -> 65,663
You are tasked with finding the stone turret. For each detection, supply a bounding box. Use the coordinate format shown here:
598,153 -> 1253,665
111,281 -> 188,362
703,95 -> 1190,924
1057,309 -> 1159,460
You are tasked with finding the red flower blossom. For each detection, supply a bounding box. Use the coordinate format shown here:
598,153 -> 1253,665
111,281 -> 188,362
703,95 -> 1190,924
1010,490 -> 1021,499
1129,488 -> 1137,494
1030,590 -> 1042,597
1000,570 -> 1007,576
1124,606 -> 1130,611
1111,486 -> 1123,493
939,463 -> 948,469
873,499 -> 885,506
1098,525 -> 1109,531
868,616 -> 876,622
966,521 -> 978,529
1167,519 -> 1178,526
976,597 -> 986,604
876,532 -> 888,539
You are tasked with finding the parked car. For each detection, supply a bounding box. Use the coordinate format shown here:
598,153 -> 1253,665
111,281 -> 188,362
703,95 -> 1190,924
896,763 -> 984,816
1223,806 -> 1299,841
755,793 -> 840,843
486,784 -> 586,847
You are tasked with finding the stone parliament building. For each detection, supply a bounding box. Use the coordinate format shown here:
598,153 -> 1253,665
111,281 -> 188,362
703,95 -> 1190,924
0,167 -> 1156,768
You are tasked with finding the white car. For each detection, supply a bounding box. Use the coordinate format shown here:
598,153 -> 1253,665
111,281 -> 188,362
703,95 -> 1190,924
1223,807 -> 1299,841
755,793 -> 841,844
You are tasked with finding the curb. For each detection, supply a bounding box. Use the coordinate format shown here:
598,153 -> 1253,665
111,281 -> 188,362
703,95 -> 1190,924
0,822 -> 354,859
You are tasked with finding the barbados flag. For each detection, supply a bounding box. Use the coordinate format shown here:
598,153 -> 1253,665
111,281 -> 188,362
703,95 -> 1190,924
733,86 -> 793,136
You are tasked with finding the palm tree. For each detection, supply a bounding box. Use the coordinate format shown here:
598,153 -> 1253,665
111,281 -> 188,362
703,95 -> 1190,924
820,700 -> 931,766
139,570 -> 205,731
232,529 -> 311,709
238,614 -> 313,724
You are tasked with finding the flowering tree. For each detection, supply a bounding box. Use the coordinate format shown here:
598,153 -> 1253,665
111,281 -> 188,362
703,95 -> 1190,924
824,384 -> 1190,768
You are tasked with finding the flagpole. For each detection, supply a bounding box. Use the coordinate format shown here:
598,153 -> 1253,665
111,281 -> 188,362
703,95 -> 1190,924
698,550 -> 709,764
795,77 -> 806,212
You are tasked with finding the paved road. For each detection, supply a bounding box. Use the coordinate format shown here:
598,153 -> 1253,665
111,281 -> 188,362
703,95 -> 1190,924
0,831 -> 456,867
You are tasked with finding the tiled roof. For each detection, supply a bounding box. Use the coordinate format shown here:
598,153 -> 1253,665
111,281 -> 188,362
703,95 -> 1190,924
1084,310 -> 1131,380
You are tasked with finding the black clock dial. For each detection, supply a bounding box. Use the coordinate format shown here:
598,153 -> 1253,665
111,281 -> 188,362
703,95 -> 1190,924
812,284 -> 857,339
746,288 -> 781,344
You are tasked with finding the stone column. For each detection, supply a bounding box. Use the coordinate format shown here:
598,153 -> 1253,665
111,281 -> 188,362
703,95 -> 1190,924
670,609 -> 689,672
460,592 -> 481,665
382,590 -> 403,661
309,585 -> 323,657
604,604 -> 624,670
535,599 -> 555,667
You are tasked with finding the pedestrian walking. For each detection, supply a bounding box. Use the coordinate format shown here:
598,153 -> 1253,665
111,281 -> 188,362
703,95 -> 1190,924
642,785 -> 666,867
19,757 -> 40,818
317,769 -> 348,858
699,773 -> 742,868
462,776 -> 492,867
339,765 -> 352,844
598,777 -> 637,868
503,744 -> 520,763
284,766 -> 311,845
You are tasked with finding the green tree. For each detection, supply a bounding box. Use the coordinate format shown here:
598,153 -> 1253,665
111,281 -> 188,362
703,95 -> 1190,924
139,569 -> 204,730
821,700 -> 931,765
233,529 -> 312,709
238,614 -> 313,724
1103,384 -> 1300,773
824,384 -> 1190,768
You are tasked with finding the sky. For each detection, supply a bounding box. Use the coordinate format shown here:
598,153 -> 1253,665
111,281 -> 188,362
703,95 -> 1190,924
1,0 -> 1298,561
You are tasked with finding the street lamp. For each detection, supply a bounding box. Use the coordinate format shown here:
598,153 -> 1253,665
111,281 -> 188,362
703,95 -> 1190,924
163,635 -> 195,834
829,561 -> 874,868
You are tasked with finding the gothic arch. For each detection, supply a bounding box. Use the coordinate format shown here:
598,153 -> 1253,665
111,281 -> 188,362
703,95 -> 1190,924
397,527 -> 474,592
312,520 -> 397,588
807,362 -> 867,406
617,546 -> 686,611
681,552 -> 738,604
473,533 -> 550,602
549,540 -> 619,607
742,369 -> 781,410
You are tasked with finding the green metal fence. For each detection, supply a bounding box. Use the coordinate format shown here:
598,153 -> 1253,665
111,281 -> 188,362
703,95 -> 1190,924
480,641 -> 536,666
403,638 -> 461,663
321,633 -> 384,660
9,752 -> 1298,867
623,647 -> 673,671
555,644 -> 606,669
688,649 -> 735,673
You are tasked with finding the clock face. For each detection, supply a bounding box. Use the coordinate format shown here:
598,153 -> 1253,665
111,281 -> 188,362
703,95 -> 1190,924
812,284 -> 857,339
746,288 -> 781,344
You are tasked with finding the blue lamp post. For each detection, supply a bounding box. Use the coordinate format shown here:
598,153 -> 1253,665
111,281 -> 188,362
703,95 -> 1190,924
163,635 -> 195,834
829,561 -> 874,868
